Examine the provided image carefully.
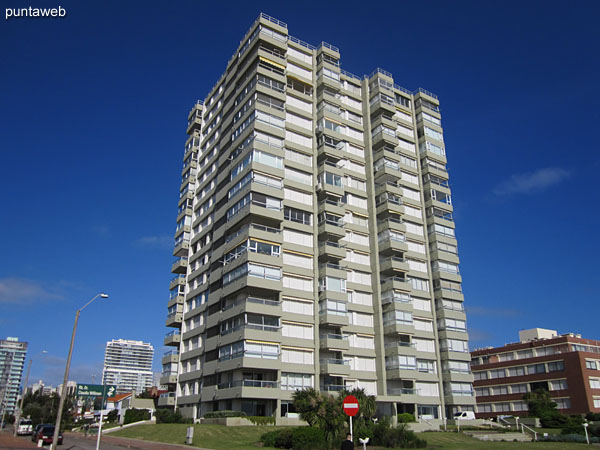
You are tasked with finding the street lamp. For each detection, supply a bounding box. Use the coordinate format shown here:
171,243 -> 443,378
13,350 -> 47,436
52,293 -> 109,449
583,422 -> 590,445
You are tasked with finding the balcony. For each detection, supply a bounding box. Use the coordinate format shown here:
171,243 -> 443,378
169,274 -> 186,290
173,239 -> 190,257
320,358 -> 351,376
162,350 -> 179,365
379,256 -> 409,274
320,334 -> 350,351
158,392 -> 176,407
171,257 -> 188,274
319,310 -> 349,327
318,241 -> 346,260
322,384 -> 346,392
318,217 -> 346,240
167,292 -> 184,309
380,276 -> 411,293
383,319 -> 415,336
160,372 -> 178,386
318,262 -> 347,279
164,330 -> 181,346
318,198 -> 345,217
165,312 -> 183,328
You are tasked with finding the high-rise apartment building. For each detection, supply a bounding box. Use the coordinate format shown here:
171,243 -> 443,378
162,13 -> 474,422
0,337 -> 28,416
102,339 -> 154,394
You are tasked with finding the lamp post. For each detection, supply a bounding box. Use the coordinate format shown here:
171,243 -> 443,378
583,422 -> 590,445
52,293 -> 109,449
13,350 -> 47,436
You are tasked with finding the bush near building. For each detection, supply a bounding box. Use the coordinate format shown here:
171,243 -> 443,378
154,408 -> 189,423
123,408 -> 150,424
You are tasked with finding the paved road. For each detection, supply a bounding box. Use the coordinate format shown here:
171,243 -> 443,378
0,430 -> 212,450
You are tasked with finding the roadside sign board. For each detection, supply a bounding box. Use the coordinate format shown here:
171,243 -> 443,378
343,395 -> 359,417
76,384 -> 117,398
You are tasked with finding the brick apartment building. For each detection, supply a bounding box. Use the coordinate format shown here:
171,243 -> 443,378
471,328 -> 600,418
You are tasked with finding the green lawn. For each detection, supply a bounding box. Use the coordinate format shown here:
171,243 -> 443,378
111,424 -> 589,450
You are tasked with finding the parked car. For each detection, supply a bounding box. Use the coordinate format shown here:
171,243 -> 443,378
453,411 -> 476,420
32,425 -> 62,445
32,424 -> 51,442
17,419 -> 33,435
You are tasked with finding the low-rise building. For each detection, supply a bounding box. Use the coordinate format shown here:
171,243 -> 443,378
471,328 -> 600,418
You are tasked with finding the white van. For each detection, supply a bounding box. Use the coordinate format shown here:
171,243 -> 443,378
453,411 -> 476,420
17,419 -> 33,435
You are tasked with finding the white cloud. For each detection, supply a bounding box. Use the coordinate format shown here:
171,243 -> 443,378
493,167 -> 570,196
134,235 -> 172,250
0,277 -> 64,304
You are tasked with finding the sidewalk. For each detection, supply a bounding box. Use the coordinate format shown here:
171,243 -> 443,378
0,431 -> 38,449
68,432 -> 214,450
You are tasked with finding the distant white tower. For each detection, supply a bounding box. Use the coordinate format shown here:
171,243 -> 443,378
102,339 -> 154,394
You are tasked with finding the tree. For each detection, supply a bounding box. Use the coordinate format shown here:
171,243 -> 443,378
524,389 -> 566,428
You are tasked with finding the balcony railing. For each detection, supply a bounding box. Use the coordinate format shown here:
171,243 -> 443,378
387,388 -> 420,395
320,358 -> 350,366
165,330 -> 180,337
218,379 -> 279,389
164,350 -> 179,357
220,323 -> 280,336
322,384 -> 346,392
319,333 -> 348,341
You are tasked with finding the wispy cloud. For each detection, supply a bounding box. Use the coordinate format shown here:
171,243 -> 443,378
0,277 -> 64,304
468,328 -> 494,345
493,167 -> 571,196
466,305 -> 522,319
39,355 -> 103,386
134,235 -> 172,250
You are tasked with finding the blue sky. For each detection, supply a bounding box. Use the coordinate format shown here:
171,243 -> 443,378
1,0 -> 599,386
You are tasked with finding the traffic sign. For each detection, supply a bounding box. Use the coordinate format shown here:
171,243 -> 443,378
76,384 -> 117,398
343,395 -> 359,417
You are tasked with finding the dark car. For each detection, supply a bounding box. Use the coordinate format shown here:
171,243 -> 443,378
32,425 -> 62,445
32,424 -> 51,442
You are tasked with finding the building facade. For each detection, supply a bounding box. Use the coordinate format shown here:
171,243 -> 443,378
102,339 -> 154,394
471,328 -> 600,418
162,13 -> 474,422
0,337 -> 28,416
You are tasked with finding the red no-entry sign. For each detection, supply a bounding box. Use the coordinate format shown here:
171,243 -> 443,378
343,395 -> 359,417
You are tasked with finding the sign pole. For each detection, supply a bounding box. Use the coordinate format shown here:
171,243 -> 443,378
95,387 -> 106,450
350,415 -> 353,442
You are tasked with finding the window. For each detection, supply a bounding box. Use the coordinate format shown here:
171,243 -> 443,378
491,385 -> 508,395
442,339 -> 469,353
349,311 -> 373,327
512,401 -> 528,411
283,229 -> 313,247
283,274 -> 313,292
414,319 -> 433,332
477,404 -> 493,413
416,382 -> 439,397
384,310 -> 413,326
282,297 -> 313,316
320,299 -> 347,316
348,334 -> 375,350
548,361 -> 564,372
285,148 -> 312,166
417,359 -> 437,374
590,379 -> 600,389
555,398 -> 571,409
284,188 -> 313,206
587,360 -> 599,370
285,167 -> 312,185
516,350 -> 533,359
413,338 -> 435,353
527,364 -> 546,375
409,277 -> 429,292
348,356 -> 376,372
286,129 -> 313,148
508,366 -> 526,377
386,355 -> 416,370
284,207 -> 312,225
319,276 -> 346,293
550,379 -> 568,391
281,347 -> 314,365
473,371 -> 488,381
281,372 -> 313,391
348,290 -> 372,306
282,322 -> 313,339
489,369 -> 506,379
511,383 -> 528,394
283,251 -> 313,269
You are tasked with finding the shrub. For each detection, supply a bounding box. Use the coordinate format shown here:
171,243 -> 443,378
372,421 -> 427,448
274,428 -> 293,448
247,416 -> 275,425
155,408 -> 188,423
260,430 -> 281,447
561,415 -> 585,435
106,409 -> 118,423
123,408 -> 150,424
203,410 -> 247,419
541,433 -> 600,444
586,412 -> 600,422
290,427 -> 326,450
397,413 -> 416,423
